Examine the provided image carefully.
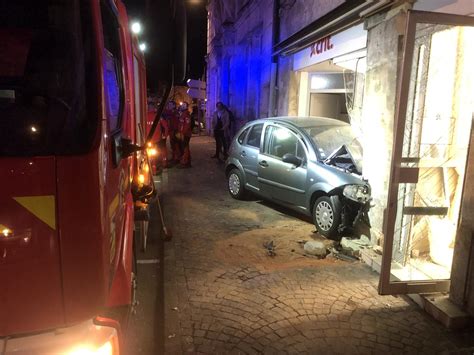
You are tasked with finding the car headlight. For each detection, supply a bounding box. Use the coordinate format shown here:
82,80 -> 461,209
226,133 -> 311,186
4,319 -> 120,355
343,184 -> 370,203
68,339 -> 116,355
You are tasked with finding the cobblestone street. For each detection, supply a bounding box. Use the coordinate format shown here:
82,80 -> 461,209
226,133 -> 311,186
161,136 -> 474,354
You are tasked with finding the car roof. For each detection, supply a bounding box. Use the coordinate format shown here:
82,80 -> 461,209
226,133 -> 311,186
251,116 -> 349,129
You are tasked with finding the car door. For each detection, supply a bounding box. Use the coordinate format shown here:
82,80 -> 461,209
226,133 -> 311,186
239,123 -> 263,191
258,125 -> 308,208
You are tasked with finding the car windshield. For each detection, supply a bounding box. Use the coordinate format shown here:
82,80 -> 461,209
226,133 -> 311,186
304,124 -> 362,162
0,0 -> 96,156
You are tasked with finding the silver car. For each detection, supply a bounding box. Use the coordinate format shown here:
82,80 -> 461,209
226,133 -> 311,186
225,116 -> 371,239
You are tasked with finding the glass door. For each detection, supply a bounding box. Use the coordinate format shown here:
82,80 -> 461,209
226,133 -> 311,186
379,11 -> 474,295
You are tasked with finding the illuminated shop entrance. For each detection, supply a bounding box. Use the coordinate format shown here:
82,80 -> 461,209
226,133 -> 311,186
380,11 -> 474,294
293,23 -> 367,128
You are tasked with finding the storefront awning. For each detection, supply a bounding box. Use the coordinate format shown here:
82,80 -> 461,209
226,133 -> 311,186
273,0 -> 393,56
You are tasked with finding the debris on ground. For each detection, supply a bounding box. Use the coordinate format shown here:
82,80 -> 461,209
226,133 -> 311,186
340,235 -> 372,258
263,240 -> 276,257
168,334 -> 176,339
171,307 -> 179,311
329,247 -> 359,262
303,240 -> 327,258
214,228 -> 343,270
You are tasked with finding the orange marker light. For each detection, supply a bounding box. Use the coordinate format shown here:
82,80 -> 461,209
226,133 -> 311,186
2,228 -> 12,237
147,147 -> 158,156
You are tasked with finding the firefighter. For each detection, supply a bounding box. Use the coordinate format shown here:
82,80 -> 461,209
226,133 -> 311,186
157,104 -> 169,169
165,101 -> 181,165
146,103 -> 160,174
177,102 -> 192,168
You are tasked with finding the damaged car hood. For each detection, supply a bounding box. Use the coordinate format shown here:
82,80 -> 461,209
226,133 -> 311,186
324,144 -> 362,175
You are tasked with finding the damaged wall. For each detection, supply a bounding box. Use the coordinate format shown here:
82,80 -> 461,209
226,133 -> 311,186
361,7 -> 408,243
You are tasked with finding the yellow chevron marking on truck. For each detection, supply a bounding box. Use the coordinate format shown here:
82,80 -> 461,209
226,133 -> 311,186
108,194 -> 119,218
13,195 -> 56,230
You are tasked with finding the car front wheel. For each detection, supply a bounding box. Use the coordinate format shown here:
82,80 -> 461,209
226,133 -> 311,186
227,168 -> 246,200
313,195 -> 342,239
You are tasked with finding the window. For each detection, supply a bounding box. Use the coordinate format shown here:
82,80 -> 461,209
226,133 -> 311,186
305,125 -> 361,163
101,1 -> 123,132
133,55 -> 144,145
296,140 -> 306,160
267,126 -> 305,160
238,127 -> 250,144
0,0 -> 97,156
246,124 -> 263,148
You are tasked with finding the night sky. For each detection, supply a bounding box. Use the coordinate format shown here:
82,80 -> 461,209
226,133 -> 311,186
123,0 -> 207,83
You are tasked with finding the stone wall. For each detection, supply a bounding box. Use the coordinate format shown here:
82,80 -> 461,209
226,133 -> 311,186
206,0 -> 274,131
275,56 -> 299,116
207,0 -> 348,126
278,0 -> 345,40
360,8 -> 408,242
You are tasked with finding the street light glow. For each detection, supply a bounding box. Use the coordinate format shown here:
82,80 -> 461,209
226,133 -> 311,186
131,22 -> 142,34
139,43 -> 147,52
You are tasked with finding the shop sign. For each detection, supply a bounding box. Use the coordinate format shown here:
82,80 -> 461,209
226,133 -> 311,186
310,36 -> 333,57
293,23 -> 367,71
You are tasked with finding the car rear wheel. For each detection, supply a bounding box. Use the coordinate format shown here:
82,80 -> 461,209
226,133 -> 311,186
313,195 -> 342,239
227,168 -> 246,200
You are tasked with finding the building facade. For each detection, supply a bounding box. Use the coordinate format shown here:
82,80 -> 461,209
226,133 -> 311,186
207,0 -> 474,324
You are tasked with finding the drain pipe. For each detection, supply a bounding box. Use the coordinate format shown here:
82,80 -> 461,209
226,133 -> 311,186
268,0 -> 280,117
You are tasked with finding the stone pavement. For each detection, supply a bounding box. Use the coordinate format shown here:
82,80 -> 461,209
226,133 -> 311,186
161,135 -> 474,354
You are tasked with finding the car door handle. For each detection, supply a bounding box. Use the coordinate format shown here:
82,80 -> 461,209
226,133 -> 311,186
240,151 -> 247,157
259,160 -> 269,168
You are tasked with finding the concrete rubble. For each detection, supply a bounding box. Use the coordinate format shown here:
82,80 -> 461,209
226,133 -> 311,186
340,235 -> 372,258
303,240 -> 327,257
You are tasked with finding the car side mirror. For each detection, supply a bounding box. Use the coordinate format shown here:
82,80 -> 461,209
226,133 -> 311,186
282,153 -> 302,167
112,135 -> 142,166
121,138 -> 142,157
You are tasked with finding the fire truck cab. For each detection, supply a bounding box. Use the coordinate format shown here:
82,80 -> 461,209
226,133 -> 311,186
0,0 -> 156,353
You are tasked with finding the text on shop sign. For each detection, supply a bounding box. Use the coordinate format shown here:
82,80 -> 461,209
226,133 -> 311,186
310,36 -> 333,57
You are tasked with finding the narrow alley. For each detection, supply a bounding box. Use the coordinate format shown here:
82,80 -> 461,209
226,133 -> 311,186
159,136 -> 474,354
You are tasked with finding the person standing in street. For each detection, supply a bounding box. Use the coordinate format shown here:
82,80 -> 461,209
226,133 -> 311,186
211,102 -> 230,160
177,102 -> 192,168
165,101 -> 181,165
157,106 -> 169,169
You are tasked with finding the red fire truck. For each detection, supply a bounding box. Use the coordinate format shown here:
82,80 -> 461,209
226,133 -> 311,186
0,0 -> 185,353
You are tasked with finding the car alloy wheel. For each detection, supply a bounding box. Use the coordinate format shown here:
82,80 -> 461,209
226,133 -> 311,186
228,173 -> 241,196
315,200 -> 334,231
227,168 -> 246,200
313,195 -> 342,239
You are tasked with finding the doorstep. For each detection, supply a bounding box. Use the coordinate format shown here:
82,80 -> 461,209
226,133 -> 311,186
360,248 -> 471,329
